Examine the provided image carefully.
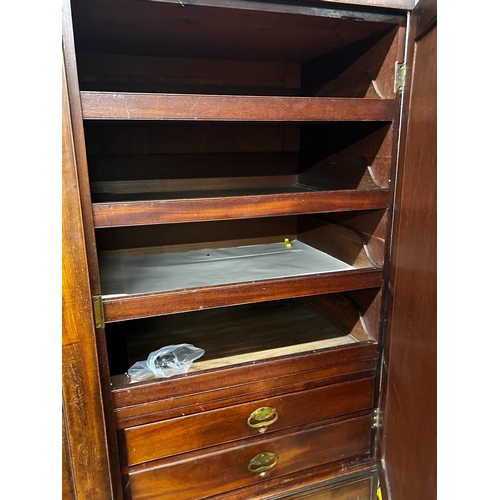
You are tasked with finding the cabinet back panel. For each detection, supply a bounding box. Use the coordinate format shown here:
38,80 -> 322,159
96,217 -> 297,255
84,121 -> 300,156
85,121 -> 392,204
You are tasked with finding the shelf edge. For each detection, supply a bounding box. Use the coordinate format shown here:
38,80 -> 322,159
81,92 -> 396,122
102,269 -> 383,322
92,189 -> 390,227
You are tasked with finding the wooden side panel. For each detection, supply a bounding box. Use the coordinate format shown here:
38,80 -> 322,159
379,1 -> 436,499
62,407 -> 76,500
62,56 -> 115,500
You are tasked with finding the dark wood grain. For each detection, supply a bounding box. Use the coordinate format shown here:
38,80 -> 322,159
111,342 -> 378,409
298,215 -> 373,267
125,377 -> 374,465
378,1 -> 436,499
276,475 -> 373,500
321,210 -> 388,268
302,26 -> 398,99
415,0 -> 436,39
81,92 -> 396,121
93,189 -> 390,227
62,53 -> 115,500
344,288 -> 383,342
63,1 -> 126,496
312,0 -> 414,7
88,153 -> 299,182
78,52 -> 301,94
114,364 -> 376,429
312,24 -> 406,100
208,459 -> 377,500
63,0 -> 102,294
84,122 -> 299,156
127,414 -> 372,500
63,2 -> 411,499
120,298 -> 358,368
102,269 -> 382,322
62,407 -> 76,500
71,0 -> 400,64
96,216 -> 297,254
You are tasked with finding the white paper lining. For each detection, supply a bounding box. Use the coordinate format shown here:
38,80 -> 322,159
99,240 -> 355,297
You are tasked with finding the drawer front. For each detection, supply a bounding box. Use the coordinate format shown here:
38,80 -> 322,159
124,377 -> 375,465
276,476 -> 374,500
128,414 -> 372,500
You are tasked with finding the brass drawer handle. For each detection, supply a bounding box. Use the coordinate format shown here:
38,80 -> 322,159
247,407 -> 278,428
248,452 -> 278,473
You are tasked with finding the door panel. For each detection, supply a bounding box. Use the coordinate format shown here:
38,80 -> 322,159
379,0 -> 437,498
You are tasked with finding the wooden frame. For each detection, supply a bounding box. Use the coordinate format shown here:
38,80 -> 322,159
62,0 -> 437,498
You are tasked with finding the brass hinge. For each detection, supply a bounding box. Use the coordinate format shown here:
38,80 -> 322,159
372,408 -> 381,428
395,62 -> 406,92
92,295 -> 105,329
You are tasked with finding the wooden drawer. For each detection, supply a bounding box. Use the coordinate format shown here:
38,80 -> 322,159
275,475 -> 374,500
127,413 -> 372,500
124,377 -> 375,465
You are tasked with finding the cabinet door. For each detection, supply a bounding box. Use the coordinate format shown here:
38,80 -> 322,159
378,0 -> 437,499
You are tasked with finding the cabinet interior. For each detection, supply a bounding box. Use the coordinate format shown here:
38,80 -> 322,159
71,0 -> 402,99
68,0 -> 403,441
86,120 -> 393,204
106,288 -> 382,385
63,0 -> 416,496
96,212 -> 386,296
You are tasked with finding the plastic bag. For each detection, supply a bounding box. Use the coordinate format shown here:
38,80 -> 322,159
127,344 -> 205,383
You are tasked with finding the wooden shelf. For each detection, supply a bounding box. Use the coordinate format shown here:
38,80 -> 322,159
114,298 -> 365,378
102,268 -> 382,322
92,188 -> 390,227
111,342 -> 379,420
80,92 -> 396,122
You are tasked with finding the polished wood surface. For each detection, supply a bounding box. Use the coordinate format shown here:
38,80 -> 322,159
81,92 -> 396,121
77,52 -> 301,95
62,408 -> 76,500
379,0 -> 436,498
414,0 -> 436,38
102,268 -> 382,322
112,342 -> 378,409
96,216 -> 296,254
124,377 -> 375,465
317,0 -> 414,8
113,358 -> 377,429
85,122 -> 299,156
62,55 -> 115,500
93,189 -> 390,227
128,414 -> 372,500
88,153 -> 299,181
61,1 -> 413,498
71,0 -> 400,63
118,298 -> 362,371
209,459 -> 377,499
62,0 -> 101,293
279,474 -> 373,499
